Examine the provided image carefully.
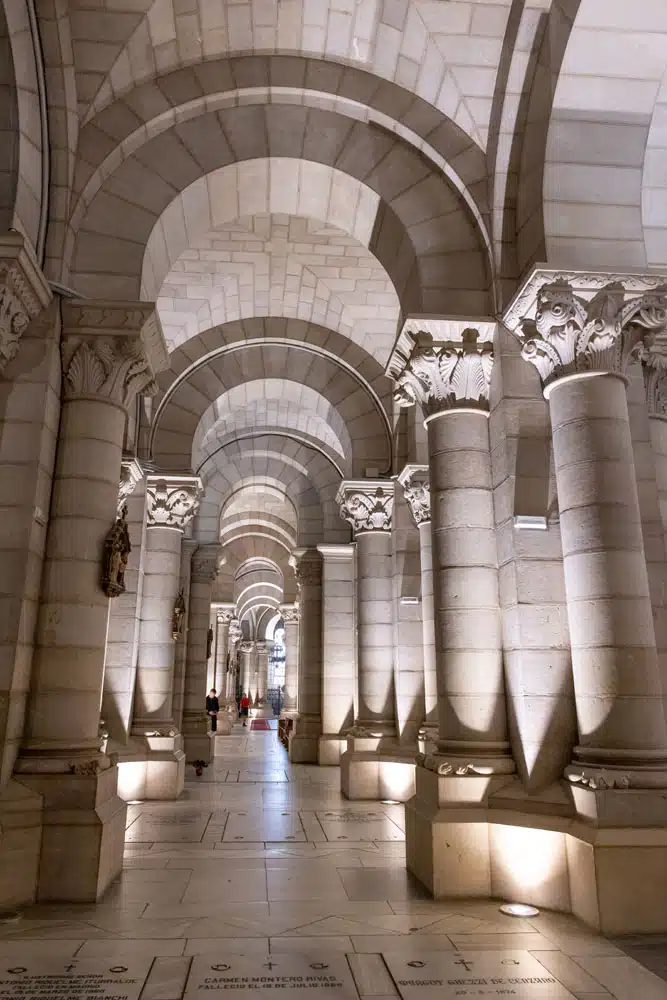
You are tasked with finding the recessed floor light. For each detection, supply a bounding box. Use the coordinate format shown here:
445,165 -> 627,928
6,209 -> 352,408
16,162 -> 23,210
127,800 -> 143,805
381,799 -> 400,805
500,903 -> 540,918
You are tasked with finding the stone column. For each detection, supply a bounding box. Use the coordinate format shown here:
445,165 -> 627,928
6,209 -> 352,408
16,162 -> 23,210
240,641 -> 254,698
128,474 -> 202,799
172,537 -> 196,731
253,641 -> 275,718
510,275 -> 667,793
226,619 -> 241,702
16,299 -> 166,902
387,318 -> 513,894
337,482 -> 396,738
214,607 -> 234,695
280,604 -> 300,716
317,545 -> 356,765
398,465 -> 438,751
181,544 -> 221,763
101,457 -> 145,750
288,548 -> 323,763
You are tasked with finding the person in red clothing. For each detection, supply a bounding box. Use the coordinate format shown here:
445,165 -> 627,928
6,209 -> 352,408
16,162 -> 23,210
240,692 -> 250,727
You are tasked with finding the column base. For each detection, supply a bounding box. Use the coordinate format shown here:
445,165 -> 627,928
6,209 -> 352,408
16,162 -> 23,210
16,761 -> 126,902
318,734 -> 347,766
417,724 -> 439,755
0,779 -> 43,908
340,738 -> 418,801
288,716 -> 321,763
181,713 -> 213,764
115,734 -> 186,801
406,763 -> 667,935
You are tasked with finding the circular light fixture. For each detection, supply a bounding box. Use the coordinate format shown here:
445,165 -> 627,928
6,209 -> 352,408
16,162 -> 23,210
381,799 -> 400,805
500,903 -> 540,918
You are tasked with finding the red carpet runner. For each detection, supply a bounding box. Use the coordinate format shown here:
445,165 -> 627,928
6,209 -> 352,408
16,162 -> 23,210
249,719 -> 271,731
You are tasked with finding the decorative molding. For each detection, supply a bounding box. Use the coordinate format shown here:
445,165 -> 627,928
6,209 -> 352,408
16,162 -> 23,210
397,464 -> 430,526
280,604 -> 300,625
146,474 -> 203,530
217,609 -> 236,626
239,641 -> 255,653
290,548 -> 323,585
61,299 -> 168,374
336,479 -> 394,534
191,544 -> 222,583
386,319 -> 495,418
68,759 -> 101,776
0,231 -> 51,372
416,753 -> 492,777
118,456 -> 143,513
502,267 -> 667,390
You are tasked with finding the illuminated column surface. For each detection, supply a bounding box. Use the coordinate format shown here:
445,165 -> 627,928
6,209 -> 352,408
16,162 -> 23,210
288,548 -> 322,763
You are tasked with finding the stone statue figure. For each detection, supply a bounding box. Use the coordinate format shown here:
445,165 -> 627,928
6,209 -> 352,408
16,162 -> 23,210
172,589 -> 186,639
207,625 -> 214,660
102,505 -> 131,597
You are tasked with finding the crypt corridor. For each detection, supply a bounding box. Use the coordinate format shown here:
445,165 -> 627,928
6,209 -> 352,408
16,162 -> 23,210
6,0 -> 667,995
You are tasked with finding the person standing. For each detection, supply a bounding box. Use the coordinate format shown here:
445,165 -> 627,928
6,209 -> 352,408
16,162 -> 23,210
206,688 -> 220,732
240,692 -> 250,727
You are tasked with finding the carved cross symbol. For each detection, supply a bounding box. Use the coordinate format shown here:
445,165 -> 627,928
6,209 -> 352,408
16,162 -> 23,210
454,958 -> 474,972
263,961 -> 276,970
65,965 -> 77,973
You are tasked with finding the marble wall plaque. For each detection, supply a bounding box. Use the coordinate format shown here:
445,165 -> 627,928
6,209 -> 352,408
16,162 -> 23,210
384,951 -> 576,999
184,953 -> 359,999
0,957 -> 151,999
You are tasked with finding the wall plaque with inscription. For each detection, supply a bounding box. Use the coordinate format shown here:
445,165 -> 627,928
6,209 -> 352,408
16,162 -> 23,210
384,951 -> 576,999
0,957 -> 151,999
184,954 -> 360,999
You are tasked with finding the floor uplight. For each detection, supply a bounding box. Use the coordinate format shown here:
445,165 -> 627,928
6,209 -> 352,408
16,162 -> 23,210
500,903 -> 540,918
381,799 -> 400,805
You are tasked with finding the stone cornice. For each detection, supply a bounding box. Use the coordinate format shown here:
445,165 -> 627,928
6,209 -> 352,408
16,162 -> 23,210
0,231 -> 52,372
60,299 -> 168,410
397,464 -> 430,526
503,265 -> 667,391
118,456 -> 143,513
336,479 -> 394,535
386,316 -> 496,418
145,474 -> 203,530
316,543 -> 355,561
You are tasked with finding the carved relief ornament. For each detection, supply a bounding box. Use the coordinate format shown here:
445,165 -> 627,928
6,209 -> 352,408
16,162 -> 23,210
146,475 -> 203,530
386,320 -> 496,419
60,300 -> 168,410
118,457 -> 143,513
397,465 -> 430,526
336,480 -> 394,535
0,232 -> 51,372
216,608 -> 236,626
502,267 -> 667,393
280,604 -> 300,625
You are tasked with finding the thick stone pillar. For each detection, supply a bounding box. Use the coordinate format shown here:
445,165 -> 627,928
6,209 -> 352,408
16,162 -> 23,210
102,459 -> 145,750
288,548 -> 323,763
226,619 -> 241,702
16,299 -> 166,901
172,537 -> 196,731
280,604 -> 300,716
317,546 -> 356,765
337,482 -> 415,799
213,606 -> 234,695
240,641 -> 254,698
501,270 -> 667,933
252,641 -> 274,718
398,465 -> 437,751
126,474 -> 202,799
181,544 -> 221,763
388,318 -> 513,894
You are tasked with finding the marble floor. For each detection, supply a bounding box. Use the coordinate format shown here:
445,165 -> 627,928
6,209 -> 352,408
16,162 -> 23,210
2,726 -> 667,998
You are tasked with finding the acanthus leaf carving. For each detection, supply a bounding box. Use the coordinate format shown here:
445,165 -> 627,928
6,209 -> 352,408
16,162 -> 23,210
0,233 -> 51,373
118,457 -> 143,514
336,481 -> 394,535
146,475 -> 203,530
62,335 -> 157,410
280,605 -> 300,625
391,328 -> 493,418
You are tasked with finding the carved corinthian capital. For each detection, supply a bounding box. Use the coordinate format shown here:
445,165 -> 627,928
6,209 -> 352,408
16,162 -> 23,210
502,267 -> 667,392
0,232 -> 51,372
386,318 -> 496,419
191,544 -> 222,583
397,464 -> 430,526
118,456 -> 143,513
280,603 -> 300,625
290,548 -> 323,587
60,300 -> 168,410
146,474 -> 203,530
336,480 -> 394,535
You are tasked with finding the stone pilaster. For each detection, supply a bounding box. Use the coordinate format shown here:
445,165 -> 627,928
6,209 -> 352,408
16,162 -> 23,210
398,464 -> 437,751
280,604 -> 300,717
213,606 -> 235,696
226,620 -> 242,703
387,317 -> 513,894
316,546 -> 356,766
239,642 -> 255,704
16,299 -> 167,901
126,474 -> 202,799
288,549 -> 323,763
181,544 -> 221,763
172,538 -> 197,731
252,641 -> 275,719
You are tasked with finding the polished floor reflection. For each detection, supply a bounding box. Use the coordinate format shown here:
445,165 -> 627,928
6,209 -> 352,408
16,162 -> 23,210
1,727 -> 666,999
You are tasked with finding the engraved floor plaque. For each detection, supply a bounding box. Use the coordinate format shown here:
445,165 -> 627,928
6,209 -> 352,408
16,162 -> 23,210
0,957 -> 151,999
384,951 -> 576,999
184,953 -> 360,999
